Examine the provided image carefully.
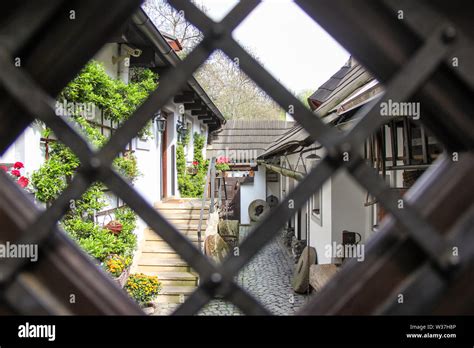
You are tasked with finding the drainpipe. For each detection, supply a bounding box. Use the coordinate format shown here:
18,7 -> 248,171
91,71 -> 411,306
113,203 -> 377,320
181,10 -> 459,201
258,161 -> 305,181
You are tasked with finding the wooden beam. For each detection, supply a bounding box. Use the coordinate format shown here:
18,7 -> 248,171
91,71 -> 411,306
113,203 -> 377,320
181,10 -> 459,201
184,101 -> 204,110
173,92 -> 195,104
198,115 -> 213,120
191,109 -> 208,116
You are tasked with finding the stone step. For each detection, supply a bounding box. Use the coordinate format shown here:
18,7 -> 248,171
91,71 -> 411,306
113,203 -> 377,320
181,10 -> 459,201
145,224 -> 207,232
158,209 -> 210,216
142,242 -> 178,253
144,228 -> 202,241
149,271 -> 198,286
142,250 -> 183,260
137,257 -> 193,273
154,285 -> 196,304
157,218 -> 208,226
155,202 -> 210,211
137,264 -> 190,273
159,213 -> 209,220
142,239 -> 201,249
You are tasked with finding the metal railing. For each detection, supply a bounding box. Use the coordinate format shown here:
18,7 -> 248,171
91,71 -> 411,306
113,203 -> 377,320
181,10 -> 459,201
197,157 -> 215,252
0,0 -> 472,315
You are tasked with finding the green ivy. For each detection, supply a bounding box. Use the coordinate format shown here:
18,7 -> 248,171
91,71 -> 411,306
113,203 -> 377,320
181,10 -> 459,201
177,132 -> 208,197
31,60 -> 155,263
60,62 -> 158,138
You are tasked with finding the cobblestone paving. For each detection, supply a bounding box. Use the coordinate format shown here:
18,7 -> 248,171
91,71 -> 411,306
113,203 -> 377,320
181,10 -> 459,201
153,226 -> 311,316
198,226 -> 311,316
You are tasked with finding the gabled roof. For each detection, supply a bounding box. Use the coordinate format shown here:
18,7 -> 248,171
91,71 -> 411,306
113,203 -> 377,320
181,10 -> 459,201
115,9 -> 225,130
260,61 -> 380,159
307,58 -> 352,110
161,31 -> 183,52
207,120 -> 294,162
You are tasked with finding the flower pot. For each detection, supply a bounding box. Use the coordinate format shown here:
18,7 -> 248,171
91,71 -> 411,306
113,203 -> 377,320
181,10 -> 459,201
186,166 -> 198,175
112,267 -> 130,288
141,302 -> 156,315
105,220 -> 123,235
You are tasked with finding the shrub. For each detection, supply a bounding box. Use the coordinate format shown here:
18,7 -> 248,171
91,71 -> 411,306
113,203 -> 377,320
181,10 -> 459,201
32,61 -> 148,266
104,254 -> 132,277
125,273 -> 162,305
177,132 -> 208,197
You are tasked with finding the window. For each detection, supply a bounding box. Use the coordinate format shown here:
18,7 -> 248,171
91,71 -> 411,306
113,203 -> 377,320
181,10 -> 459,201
311,189 -> 322,225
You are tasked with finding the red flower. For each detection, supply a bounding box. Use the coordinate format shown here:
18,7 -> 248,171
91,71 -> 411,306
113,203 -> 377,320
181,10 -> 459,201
0,165 -> 7,172
192,161 -> 199,166
17,176 -> 29,188
13,161 -> 24,169
11,169 -> 21,177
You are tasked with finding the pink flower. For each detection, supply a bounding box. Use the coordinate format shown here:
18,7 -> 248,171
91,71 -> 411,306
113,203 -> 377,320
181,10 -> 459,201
17,176 -> 29,188
11,169 -> 21,177
217,156 -> 229,164
192,161 -> 199,166
0,165 -> 7,172
13,161 -> 24,169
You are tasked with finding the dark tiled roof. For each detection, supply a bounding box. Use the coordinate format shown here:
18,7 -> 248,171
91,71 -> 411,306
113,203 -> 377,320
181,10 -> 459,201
261,60 -> 378,159
308,61 -> 352,110
258,125 -> 310,159
207,120 -> 294,161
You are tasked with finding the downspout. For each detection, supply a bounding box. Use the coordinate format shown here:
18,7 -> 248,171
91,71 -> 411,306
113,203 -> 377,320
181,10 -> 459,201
257,161 -> 305,181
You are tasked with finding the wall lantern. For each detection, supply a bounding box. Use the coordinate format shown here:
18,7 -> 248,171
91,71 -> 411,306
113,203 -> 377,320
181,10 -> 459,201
176,119 -> 187,142
154,111 -> 166,133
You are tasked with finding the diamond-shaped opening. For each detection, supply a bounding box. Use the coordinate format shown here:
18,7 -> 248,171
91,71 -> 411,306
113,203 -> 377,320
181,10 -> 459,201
194,49 -> 286,120
232,0 -> 349,96
234,223 -> 313,315
191,0 -> 240,22
143,0 -> 205,56
197,299 -> 243,316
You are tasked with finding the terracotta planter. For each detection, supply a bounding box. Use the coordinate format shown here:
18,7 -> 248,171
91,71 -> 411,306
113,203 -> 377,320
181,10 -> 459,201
186,166 -> 198,175
112,267 -> 130,288
141,302 -> 156,315
105,220 -> 123,235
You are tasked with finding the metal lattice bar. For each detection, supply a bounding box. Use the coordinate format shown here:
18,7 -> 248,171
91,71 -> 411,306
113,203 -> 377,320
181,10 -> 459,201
0,0 -> 472,316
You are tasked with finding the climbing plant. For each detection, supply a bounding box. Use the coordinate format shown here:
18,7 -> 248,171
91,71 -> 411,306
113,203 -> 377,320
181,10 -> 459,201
32,60 -> 158,264
60,61 -> 158,138
177,131 -> 208,197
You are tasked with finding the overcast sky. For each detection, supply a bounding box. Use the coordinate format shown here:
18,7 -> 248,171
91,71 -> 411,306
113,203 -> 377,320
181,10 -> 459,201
199,0 -> 349,95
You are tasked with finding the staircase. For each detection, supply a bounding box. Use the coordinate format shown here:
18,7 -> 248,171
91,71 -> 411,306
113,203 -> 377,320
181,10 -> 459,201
135,198 -> 210,304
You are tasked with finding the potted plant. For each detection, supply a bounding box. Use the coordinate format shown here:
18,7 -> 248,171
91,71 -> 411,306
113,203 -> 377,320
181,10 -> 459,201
104,254 -> 132,288
125,273 -> 162,314
104,220 -> 123,235
186,161 -> 199,175
215,156 -> 230,173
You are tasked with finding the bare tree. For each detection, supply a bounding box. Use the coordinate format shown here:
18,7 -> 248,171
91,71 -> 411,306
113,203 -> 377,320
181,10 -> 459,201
143,0 -> 284,120
143,0 -> 203,54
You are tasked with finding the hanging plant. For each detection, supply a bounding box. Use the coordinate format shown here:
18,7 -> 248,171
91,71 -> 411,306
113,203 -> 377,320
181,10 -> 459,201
215,156 -> 230,172
1,161 -> 32,191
